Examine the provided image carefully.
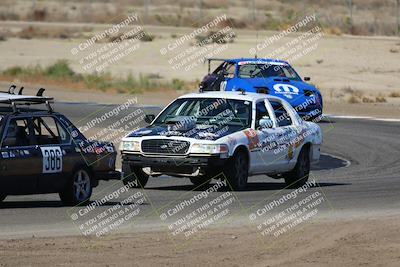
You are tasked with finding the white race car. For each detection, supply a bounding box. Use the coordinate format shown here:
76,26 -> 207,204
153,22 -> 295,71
120,91 -> 322,190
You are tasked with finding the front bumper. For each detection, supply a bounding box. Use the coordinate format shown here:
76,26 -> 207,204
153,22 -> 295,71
122,153 -> 228,176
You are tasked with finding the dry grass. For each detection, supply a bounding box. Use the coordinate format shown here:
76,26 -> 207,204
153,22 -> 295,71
0,60 -> 192,94
389,91 -> 400,98
375,95 -> 387,103
348,95 -> 360,104
9,26 -> 92,40
362,96 -> 375,103
1,0 -> 399,36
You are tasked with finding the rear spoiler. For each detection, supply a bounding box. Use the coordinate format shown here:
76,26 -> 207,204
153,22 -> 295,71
205,58 -> 229,74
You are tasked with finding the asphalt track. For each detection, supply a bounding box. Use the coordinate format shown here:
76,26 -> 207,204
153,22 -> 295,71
0,102 -> 399,239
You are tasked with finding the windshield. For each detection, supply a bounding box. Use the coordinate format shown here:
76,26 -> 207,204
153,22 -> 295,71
153,98 -> 252,128
238,63 -> 300,80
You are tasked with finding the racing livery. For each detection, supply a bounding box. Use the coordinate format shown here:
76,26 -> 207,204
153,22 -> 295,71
0,87 -> 120,205
120,91 -> 322,190
199,58 -> 323,121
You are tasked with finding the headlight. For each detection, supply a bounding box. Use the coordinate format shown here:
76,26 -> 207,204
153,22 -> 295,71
190,144 -> 228,156
121,141 -> 140,152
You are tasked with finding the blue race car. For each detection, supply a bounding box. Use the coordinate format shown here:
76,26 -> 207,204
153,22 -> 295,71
199,58 -> 323,121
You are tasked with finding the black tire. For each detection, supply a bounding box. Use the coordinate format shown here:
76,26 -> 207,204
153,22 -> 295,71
190,175 -> 211,188
122,162 -> 149,188
59,168 -> 93,206
224,150 -> 249,191
284,146 -> 310,188
0,194 -> 6,202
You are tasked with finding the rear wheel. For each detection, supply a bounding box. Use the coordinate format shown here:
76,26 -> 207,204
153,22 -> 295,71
284,146 -> 310,188
59,168 -> 93,206
224,150 -> 248,191
122,162 -> 149,188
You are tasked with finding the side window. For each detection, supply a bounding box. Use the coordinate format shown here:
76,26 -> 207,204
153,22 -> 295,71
56,120 -> 71,144
2,118 -> 31,147
224,63 -> 235,78
32,117 -> 62,145
255,101 -> 272,129
270,101 -> 293,127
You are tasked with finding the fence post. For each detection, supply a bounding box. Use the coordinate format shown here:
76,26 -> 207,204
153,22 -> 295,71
397,0 -> 400,36
347,0 -> 353,33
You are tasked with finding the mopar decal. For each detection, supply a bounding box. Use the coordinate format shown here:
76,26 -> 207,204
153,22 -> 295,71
273,84 -> 299,99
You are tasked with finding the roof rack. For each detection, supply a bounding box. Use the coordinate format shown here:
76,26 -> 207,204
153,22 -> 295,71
0,85 -> 54,113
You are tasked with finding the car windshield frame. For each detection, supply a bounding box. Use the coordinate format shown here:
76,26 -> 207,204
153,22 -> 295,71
153,97 -> 252,129
237,63 -> 301,81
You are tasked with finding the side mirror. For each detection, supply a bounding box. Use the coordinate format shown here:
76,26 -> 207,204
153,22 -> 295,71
259,118 -> 274,129
144,114 -> 155,124
304,77 -> 311,81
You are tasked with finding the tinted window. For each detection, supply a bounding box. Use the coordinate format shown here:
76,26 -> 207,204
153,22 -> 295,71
32,117 -> 62,145
238,63 -> 300,80
153,98 -> 252,128
2,118 -> 31,147
270,101 -> 293,127
255,101 -> 272,129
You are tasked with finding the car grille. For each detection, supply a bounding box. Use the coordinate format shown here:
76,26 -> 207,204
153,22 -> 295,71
141,139 -> 190,155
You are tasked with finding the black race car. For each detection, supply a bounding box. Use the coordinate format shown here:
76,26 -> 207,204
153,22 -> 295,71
0,86 -> 120,205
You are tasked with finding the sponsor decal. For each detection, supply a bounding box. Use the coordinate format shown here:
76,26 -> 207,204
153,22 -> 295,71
243,129 -> 259,151
273,84 -> 299,99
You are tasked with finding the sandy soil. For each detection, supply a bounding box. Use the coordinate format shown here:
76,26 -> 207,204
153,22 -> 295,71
0,21 -> 400,118
0,214 -> 399,266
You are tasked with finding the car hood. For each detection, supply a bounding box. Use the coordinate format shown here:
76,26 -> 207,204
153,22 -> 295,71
127,124 -> 244,141
241,77 -> 315,92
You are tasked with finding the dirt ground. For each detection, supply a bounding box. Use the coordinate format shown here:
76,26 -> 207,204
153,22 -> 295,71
0,21 -> 399,118
0,214 -> 399,267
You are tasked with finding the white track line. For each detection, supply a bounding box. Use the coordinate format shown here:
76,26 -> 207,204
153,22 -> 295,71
323,114 -> 400,122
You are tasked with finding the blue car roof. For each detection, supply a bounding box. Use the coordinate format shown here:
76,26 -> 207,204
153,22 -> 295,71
224,58 -> 290,65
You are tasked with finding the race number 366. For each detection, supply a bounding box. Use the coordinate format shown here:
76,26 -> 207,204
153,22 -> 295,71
40,146 -> 63,173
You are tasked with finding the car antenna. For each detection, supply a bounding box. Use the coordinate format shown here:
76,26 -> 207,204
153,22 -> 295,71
254,31 -> 258,59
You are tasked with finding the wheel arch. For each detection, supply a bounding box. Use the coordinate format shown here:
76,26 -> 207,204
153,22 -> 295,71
300,142 -> 312,160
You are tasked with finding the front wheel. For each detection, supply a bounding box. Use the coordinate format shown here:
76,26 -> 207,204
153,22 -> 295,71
224,151 -> 248,191
122,162 -> 149,188
59,168 -> 93,206
284,146 -> 310,188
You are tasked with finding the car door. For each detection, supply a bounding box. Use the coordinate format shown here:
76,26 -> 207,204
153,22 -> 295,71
31,115 -> 77,193
267,99 -> 300,172
0,116 -> 42,194
248,100 -> 282,174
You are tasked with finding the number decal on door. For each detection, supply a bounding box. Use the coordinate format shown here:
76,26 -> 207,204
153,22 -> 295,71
40,146 -> 63,173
